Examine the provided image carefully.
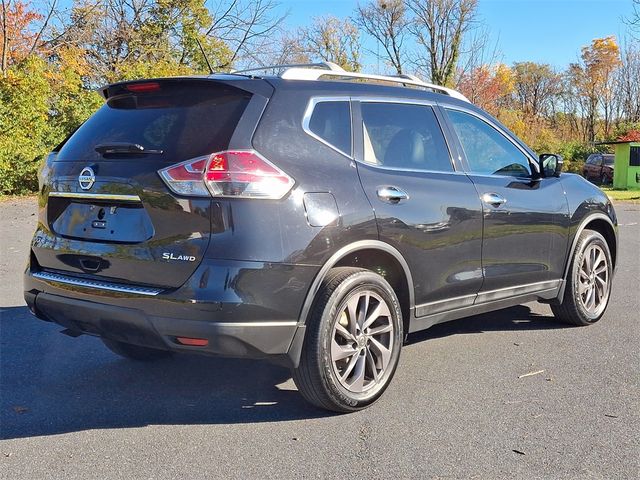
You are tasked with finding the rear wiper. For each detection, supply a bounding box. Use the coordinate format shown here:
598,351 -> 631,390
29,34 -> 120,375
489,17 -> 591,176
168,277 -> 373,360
95,143 -> 163,155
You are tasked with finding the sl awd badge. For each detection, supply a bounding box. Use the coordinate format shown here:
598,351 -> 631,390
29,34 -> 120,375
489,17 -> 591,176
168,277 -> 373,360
162,252 -> 197,262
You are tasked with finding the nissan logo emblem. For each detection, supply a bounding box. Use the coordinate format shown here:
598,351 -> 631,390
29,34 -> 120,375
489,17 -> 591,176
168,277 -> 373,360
78,167 -> 95,190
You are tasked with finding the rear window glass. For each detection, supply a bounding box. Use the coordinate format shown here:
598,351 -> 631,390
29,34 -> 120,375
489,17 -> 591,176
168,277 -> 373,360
307,101 -> 352,155
56,81 -> 251,162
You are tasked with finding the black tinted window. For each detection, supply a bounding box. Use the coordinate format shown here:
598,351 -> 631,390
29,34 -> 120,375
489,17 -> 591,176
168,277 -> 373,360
56,81 -> 251,162
631,147 -> 640,167
360,103 -> 452,172
308,101 -> 352,155
447,109 -> 531,177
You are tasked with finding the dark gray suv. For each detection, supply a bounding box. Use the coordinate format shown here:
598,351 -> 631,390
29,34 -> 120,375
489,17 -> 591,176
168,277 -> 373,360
24,63 -> 618,412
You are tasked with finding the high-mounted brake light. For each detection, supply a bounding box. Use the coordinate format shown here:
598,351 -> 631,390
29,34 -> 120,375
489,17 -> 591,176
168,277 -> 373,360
158,150 -> 294,199
126,82 -> 161,93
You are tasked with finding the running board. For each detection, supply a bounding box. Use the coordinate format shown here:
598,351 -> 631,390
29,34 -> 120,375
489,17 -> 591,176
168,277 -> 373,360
410,281 -> 561,334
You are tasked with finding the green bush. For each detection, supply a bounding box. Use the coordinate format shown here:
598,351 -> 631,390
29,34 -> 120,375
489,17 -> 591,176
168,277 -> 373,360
0,56 -> 101,196
556,141 -> 610,175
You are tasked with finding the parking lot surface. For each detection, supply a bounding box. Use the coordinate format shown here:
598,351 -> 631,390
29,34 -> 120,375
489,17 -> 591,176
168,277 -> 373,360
1,198 -> 638,479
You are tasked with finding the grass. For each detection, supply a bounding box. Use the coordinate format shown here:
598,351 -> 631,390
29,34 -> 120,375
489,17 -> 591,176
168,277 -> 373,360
600,187 -> 640,203
0,193 -> 37,203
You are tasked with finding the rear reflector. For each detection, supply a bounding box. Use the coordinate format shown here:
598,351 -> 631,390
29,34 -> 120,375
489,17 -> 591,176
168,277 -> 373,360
175,337 -> 209,347
158,150 -> 294,199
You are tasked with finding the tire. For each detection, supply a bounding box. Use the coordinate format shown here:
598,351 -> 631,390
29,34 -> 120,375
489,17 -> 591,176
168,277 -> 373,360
293,267 -> 403,412
552,229 -> 613,326
101,338 -> 173,361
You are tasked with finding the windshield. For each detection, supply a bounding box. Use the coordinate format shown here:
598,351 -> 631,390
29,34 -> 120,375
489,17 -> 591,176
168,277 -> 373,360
603,155 -> 615,165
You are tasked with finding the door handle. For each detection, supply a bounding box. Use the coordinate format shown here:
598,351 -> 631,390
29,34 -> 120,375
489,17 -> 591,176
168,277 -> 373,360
481,192 -> 507,208
377,186 -> 409,204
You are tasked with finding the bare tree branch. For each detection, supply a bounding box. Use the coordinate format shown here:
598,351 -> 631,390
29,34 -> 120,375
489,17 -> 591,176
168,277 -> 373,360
354,0 -> 407,75
28,0 -> 57,57
406,0 -> 478,86
1,0 -> 10,75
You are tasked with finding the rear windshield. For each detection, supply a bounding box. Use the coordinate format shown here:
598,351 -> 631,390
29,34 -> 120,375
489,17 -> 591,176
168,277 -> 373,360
55,81 -> 251,162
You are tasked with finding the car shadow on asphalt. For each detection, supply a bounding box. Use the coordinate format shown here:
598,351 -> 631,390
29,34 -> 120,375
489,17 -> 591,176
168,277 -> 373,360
407,304 -> 567,345
1,303 -> 566,439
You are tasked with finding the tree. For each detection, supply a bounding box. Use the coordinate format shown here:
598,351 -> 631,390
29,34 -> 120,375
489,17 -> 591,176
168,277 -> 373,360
354,0 -> 407,75
628,0 -> 640,37
512,62 -> 560,118
456,63 -> 513,115
0,0 -> 44,75
614,41 -> 640,124
204,0 -> 286,68
569,36 -> 621,141
50,0 -> 286,84
260,32 -> 310,66
299,16 -> 361,71
52,0 -> 223,83
0,55 -> 51,193
406,0 -> 477,86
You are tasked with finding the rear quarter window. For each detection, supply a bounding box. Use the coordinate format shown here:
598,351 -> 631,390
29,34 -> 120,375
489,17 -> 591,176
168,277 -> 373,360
306,100 -> 352,156
55,81 -> 252,163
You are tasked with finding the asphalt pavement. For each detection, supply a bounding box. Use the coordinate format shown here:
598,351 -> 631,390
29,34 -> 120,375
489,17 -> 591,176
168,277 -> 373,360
1,197 -> 638,479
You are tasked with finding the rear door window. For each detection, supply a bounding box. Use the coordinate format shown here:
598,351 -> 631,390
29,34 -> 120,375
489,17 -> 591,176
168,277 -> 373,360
56,81 -> 252,163
360,102 -> 452,172
307,100 -> 352,156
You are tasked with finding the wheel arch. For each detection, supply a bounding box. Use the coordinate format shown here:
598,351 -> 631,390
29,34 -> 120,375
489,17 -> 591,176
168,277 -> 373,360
297,241 -> 415,332
557,212 -> 617,300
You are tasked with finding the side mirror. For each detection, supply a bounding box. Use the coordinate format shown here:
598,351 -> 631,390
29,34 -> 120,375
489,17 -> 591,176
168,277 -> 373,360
539,153 -> 563,178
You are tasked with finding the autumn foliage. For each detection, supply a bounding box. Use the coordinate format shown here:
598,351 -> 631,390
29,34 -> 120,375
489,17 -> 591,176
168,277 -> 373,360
1,1 -> 639,195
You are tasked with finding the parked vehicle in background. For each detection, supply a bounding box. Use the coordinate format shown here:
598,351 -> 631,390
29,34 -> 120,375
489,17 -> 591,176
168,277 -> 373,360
583,153 -> 615,185
24,63 -> 618,412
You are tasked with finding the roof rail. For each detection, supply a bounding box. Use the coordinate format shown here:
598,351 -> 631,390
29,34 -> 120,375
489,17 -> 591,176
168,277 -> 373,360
280,67 -> 469,102
226,62 -> 469,102
230,62 -> 345,75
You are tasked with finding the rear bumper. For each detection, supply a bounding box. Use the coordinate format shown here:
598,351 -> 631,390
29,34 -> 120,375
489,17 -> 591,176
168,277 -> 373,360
24,259 -> 317,366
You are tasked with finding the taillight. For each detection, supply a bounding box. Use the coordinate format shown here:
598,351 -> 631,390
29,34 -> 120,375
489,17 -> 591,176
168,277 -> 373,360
158,150 -> 294,199
158,156 -> 209,196
205,150 -> 294,199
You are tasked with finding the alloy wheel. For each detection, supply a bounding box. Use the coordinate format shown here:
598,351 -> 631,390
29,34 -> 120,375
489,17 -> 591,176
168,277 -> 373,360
330,290 -> 394,393
578,244 -> 610,316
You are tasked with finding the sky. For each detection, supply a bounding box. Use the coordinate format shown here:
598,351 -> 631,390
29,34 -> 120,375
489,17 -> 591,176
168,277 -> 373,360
280,0 -> 636,69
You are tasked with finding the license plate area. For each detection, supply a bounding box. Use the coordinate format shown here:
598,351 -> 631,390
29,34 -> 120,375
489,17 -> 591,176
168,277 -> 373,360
51,202 -> 154,243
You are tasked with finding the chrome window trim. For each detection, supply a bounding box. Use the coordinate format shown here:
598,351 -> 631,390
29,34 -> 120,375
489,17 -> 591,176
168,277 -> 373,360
302,97 -> 353,159
356,97 -> 457,174
354,96 -> 437,106
442,105 -> 539,176
32,271 -> 162,296
48,192 -> 142,202
356,163 -> 467,175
